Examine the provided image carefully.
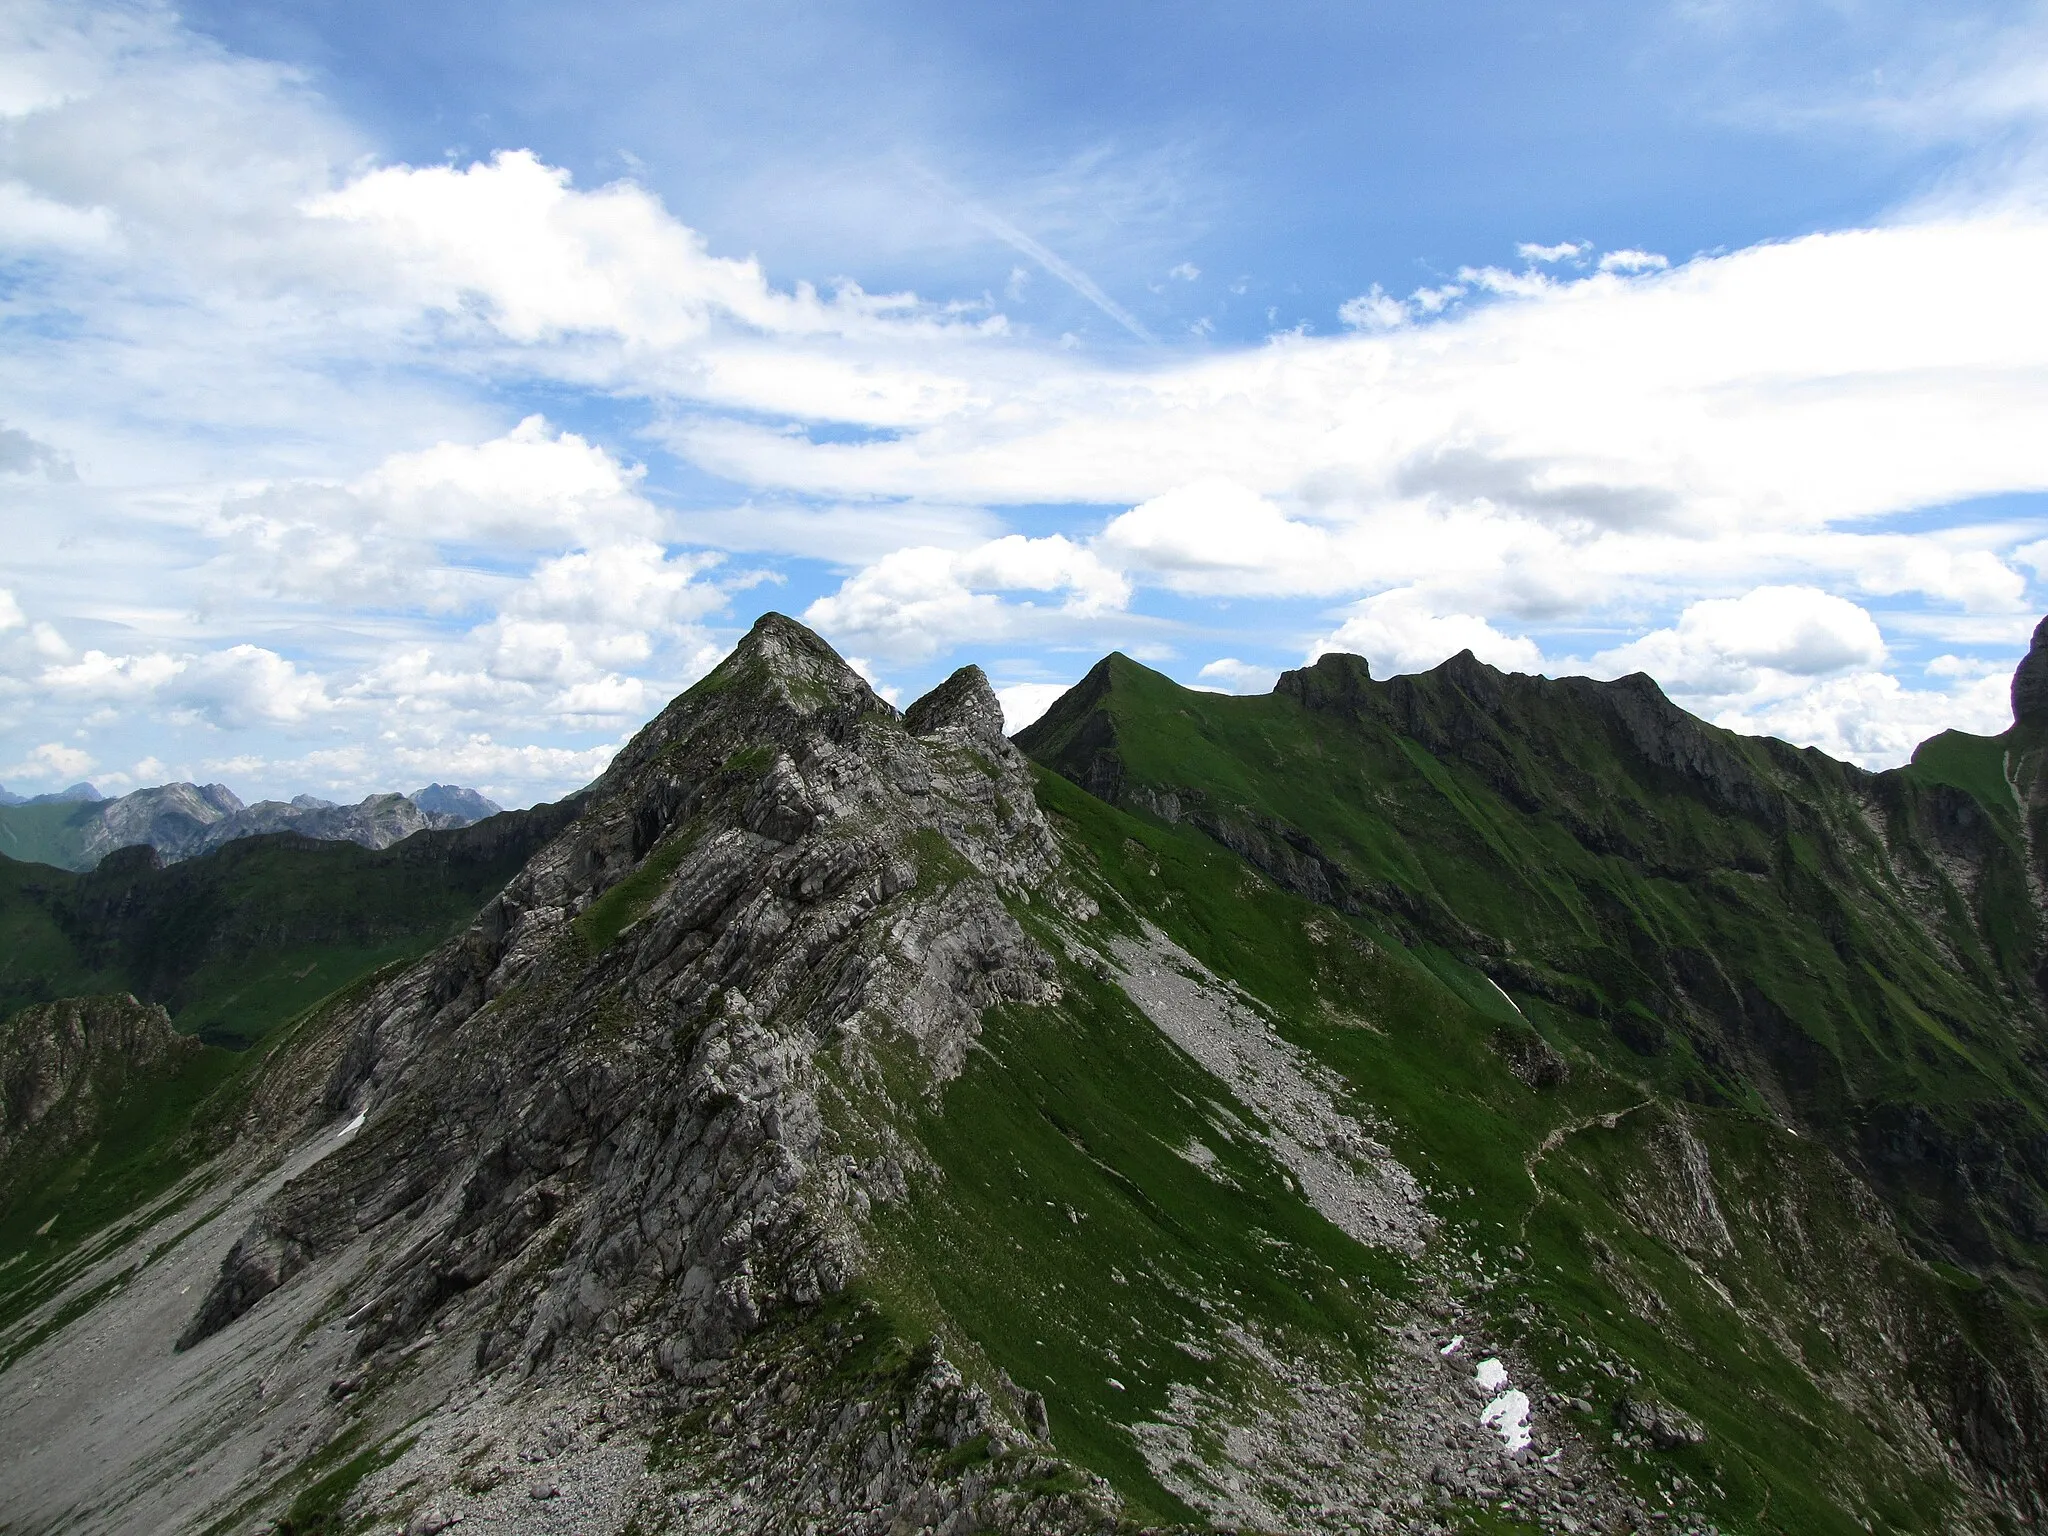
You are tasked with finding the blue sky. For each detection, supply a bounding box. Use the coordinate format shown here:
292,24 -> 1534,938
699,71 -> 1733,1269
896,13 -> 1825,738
4,0 -> 2048,803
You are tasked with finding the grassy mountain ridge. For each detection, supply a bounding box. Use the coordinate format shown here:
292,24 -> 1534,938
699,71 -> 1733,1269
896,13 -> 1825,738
1019,647 -> 2048,1282
0,796 -> 583,1045
1017,641 -> 2048,1527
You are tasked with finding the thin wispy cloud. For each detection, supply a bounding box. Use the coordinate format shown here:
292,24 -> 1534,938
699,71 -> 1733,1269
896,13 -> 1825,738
924,169 -> 1158,343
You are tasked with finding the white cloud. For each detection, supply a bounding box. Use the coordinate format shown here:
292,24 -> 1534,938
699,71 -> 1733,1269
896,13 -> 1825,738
214,416 -> 672,615
1098,480 -> 1358,595
357,415 -> 652,545
1569,587 -> 2002,769
1597,249 -> 1669,272
1590,586 -> 1886,694
5,741 -> 94,783
1518,240 -> 1589,264
1338,284 -> 1410,331
41,644 -> 330,727
1197,657 -> 1278,693
688,218 -> 2048,631
676,501 -> 1004,562
804,534 -> 1129,660
308,149 -> 1001,362
1312,590 -> 1544,677
0,589 -> 22,631
1715,669 -> 2013,769
41,649 -> 184,698
1926,653 -> 2003,678
995,681 -> 1073,733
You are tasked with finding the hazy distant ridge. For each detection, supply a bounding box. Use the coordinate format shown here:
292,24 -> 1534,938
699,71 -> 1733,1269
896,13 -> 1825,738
0,780 -> 503,870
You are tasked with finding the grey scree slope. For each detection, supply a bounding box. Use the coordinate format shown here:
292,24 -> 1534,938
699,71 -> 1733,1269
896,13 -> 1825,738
0,614 -> 1654,1536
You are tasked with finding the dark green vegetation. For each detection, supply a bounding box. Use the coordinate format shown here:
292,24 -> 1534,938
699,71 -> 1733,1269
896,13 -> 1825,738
1015,646 -> 2048,1533
0,796 -> 582,1046
0,799 -> 103,870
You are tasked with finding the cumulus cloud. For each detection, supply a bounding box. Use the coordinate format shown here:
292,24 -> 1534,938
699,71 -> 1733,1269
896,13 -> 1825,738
804,534 -> 1129,661
1197,657 -> 1279,693
1313,590 -> 1544,677
41,644 -> 331,727
216,416 -> 664,607
4,741 -> 94,783
308,150 -> 803,347
1598,249 -> 1669,273
1590,586 -> 1886,694
1570,587 -> 2005,768
1518,240 -> 1589,264
1097,480 -> 1360,595
994,681 -> 1074,734
1715,670 -> 2013,770
1337,284 -> 1410,331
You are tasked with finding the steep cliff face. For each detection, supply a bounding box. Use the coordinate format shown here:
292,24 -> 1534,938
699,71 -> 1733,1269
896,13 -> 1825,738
0,994 -> 201,1213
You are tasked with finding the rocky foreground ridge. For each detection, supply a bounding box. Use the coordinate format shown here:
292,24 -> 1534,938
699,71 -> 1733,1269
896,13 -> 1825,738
0,613 -> 2045,1535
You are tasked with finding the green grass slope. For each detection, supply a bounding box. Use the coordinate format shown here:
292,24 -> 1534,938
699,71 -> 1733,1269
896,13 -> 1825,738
0,796 -> 583,1046
1016,649 -> 2048,1530
0,801 -> 102,870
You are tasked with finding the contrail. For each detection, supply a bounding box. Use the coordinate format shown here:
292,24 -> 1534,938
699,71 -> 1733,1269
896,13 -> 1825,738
960,201 -> 1157,343
908,163 -> 1155,343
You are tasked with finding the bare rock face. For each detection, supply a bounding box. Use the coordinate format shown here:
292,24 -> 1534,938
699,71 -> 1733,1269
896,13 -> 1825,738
73,782 -> 243,866
0,993 -> 198,1209
170,613 -> 1086,1529
2014,615 -> 2048,729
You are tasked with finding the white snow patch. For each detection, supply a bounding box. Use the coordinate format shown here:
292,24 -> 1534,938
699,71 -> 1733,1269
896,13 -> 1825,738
335,1110 -> 366,1140
1440,1335 -> 1464,1356
1472,1353 -> 1533,1453
1487,977 -> 1525,1016
1481,1389 -> 1533,1453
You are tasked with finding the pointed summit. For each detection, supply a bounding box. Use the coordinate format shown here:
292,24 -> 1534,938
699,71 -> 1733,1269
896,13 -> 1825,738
590,613 -> 891,794
2013,615 -> 2048,729
723,611 -> 881,710
904,664 -> 1006,744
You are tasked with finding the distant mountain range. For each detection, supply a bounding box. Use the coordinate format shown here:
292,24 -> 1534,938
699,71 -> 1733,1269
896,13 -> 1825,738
0,781 -> 103,806
0,779 -> 502,871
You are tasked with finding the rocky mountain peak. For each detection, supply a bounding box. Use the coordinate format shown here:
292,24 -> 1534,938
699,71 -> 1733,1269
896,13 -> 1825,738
2013,614 -> 2048,728
1274,649 -> 1375,709
725,609 -> 888,716
168,610 -> 1065,1461
904,662 -> 1006,744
